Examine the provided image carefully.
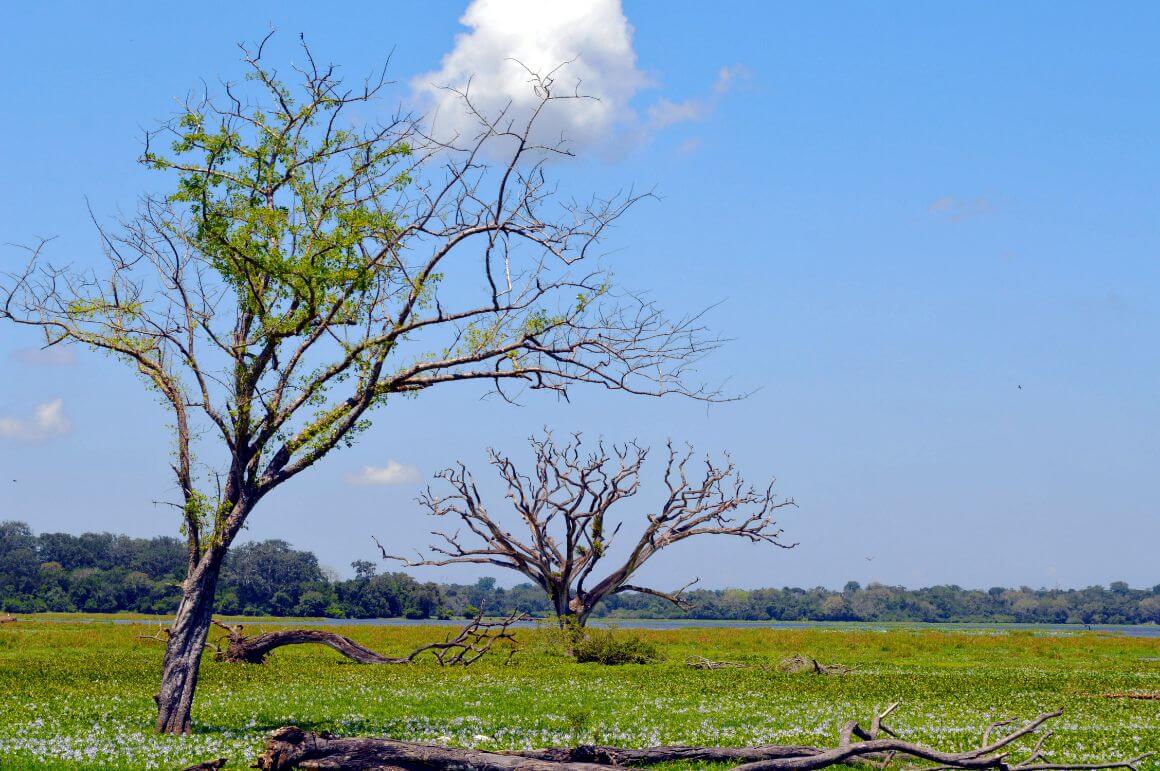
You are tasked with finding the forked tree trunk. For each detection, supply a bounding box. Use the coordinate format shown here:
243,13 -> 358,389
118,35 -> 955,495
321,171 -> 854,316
155,547 -> 226,734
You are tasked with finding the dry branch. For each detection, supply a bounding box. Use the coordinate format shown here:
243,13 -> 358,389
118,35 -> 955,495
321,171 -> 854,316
0,615 -> 17,624
1101,691 -> 1160,701
685,655 -> 749,670
253,705 -> 1150,771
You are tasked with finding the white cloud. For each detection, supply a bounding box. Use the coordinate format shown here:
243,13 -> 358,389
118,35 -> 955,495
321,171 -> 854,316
413,0 -> 746,152
645,64 -> 750,131
0,399 -> 72,442
414,0 -> 647,151
11,347 -> 76,366
345,460 -> 422,486
647,97 -> 708,130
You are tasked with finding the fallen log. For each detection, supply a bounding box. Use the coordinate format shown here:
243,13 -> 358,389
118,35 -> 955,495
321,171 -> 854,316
685,655 -> 749,670
180,758 -> 226,770
1101,691 -> 1160,701
518,745 -> 823,765
0,615 -> 16,623
253,704 -> 1151,771
777,654 -> 851,675
256,727 -> 613,771
206,612 -> 528,666
214,626 -> 395,664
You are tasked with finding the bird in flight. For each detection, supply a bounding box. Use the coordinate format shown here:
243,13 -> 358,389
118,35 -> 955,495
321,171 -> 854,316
1017,385 -> 1023,390
865,556 -> 874,562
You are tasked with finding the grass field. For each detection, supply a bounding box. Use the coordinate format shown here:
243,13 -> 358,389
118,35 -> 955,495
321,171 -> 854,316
0,617 -> 1157,770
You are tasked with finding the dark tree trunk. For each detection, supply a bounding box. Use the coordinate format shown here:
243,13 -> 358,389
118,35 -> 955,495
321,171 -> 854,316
154,548 -> 225,734
256,727 -> 614,771
217,628 -> 396,664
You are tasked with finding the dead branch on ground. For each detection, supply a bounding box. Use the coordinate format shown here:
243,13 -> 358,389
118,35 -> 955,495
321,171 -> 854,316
685,655 -> 749,670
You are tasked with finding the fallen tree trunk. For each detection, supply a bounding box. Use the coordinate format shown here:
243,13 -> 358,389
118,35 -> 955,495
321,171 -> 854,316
253,705 -> 1152,771
215,627 -> 396,664
256,727 -> 613,771
518,745 -> 823,765
0,615 -> 16,623
207,613 -> 528,666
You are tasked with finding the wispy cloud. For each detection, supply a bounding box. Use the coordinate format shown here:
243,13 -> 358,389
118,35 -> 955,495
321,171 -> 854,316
0,399 -> 72,442
345,460 -> 422,487
413,0 -> 746,152
11,347 -> 76,366
928,195 -> 994,221
646,65 -> 750,131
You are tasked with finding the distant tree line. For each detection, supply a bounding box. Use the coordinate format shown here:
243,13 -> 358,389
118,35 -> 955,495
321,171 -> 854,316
1,521 -> 1157,623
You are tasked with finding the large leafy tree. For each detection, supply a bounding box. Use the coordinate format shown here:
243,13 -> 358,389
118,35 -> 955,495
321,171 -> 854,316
0,39 -> 719,733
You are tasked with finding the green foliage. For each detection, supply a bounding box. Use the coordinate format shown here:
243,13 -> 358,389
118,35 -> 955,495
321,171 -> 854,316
571,626 -> 660,665
148,77 -> 411,322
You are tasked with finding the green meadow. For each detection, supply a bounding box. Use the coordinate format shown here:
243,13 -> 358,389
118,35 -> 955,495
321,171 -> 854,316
0,617 -> 1156,770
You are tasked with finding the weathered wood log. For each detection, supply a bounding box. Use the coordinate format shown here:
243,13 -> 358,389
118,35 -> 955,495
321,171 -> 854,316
255,727 -> 613,771
0,615 -> 17,623
518,745 -> 823,765
215,627 -> 395,664
211,613 -> 528,666
254,705 -> 1152,771
777,654 -> 850,675
180,758 -> 226,770
1101,691 -> 1160,701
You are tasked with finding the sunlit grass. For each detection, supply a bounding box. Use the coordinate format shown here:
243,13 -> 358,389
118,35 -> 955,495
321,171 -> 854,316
0,618 -> 1156,769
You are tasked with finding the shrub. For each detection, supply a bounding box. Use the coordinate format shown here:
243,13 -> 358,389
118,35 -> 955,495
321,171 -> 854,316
571,627 -> 660,665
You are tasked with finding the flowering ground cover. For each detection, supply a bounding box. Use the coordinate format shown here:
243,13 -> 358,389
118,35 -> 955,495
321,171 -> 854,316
0,618 -> 1156,769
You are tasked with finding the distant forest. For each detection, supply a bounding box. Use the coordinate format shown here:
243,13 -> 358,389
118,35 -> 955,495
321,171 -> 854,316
2,521 -> 1157,624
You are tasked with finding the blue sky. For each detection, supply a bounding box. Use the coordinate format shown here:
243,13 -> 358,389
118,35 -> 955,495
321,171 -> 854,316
1,1 -> 1157,590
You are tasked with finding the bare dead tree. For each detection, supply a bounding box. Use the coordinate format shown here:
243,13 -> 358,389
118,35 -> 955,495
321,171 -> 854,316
207,612 -> 527,665
251,704 -> 1152,771
381,431 -> 794,626
0,37 -> 722,734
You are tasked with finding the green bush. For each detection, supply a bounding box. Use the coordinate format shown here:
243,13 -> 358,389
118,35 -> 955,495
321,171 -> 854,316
571,627 -> 660,665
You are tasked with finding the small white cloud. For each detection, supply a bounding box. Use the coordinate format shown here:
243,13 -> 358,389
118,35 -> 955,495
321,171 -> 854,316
647,97 -> 707,130
0,399 -> 72,442
928,195 -> 994,221
11,347 -> 76,366
345,460 -> 422,486
645,64 -> 750,131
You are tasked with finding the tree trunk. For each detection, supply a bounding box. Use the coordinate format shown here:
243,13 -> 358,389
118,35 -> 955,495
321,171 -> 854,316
154,548 -> 225,734
256,727 -> 614,771
217,627 -> 397,664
